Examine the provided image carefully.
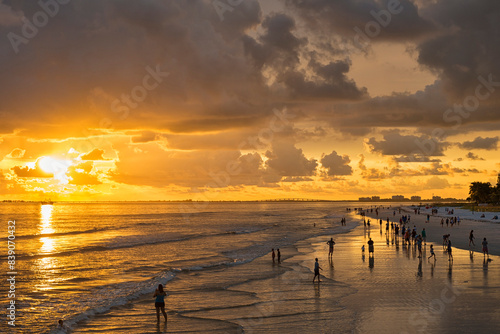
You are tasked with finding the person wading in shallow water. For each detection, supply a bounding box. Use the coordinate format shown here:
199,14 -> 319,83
312,258 -> 323,283
368,238 -> 374,257
154,284 -> 168,323
482,238 -> 489,259
327,238 -> 335,257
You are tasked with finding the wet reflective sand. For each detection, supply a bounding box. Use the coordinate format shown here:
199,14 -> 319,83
306,210 -> 500,334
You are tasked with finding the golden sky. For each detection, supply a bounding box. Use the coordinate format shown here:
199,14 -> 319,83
0,0 -> 499,201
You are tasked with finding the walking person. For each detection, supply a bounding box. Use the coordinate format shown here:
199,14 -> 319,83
272,248 -> 275,263
277,249 -> 281,263
469,230 -> 475,247
428,244 -> 436,261
153,284 -> 168,323
312,258 -> 323,283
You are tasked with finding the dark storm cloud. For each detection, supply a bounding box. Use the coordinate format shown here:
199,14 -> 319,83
417,0 -> 500,98
284,0 -> 435,42
243,13 -> 367,100
0,0 -> 270,138
296,0 -> 500,136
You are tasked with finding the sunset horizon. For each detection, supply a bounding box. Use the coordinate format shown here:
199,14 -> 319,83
2,1 -> 500,203
2,1 -> 500,332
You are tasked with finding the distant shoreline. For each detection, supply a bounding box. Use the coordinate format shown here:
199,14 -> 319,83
1,199 -> 469,204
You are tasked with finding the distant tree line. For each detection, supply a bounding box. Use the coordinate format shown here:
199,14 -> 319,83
468,174 -> 500,204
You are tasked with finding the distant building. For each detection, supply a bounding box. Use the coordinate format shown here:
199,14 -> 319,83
432,196 -> 442,201
392,195 -> 405,201
359,197 -> 372,202
411,196 -> 422,201
372,196 -> 381,201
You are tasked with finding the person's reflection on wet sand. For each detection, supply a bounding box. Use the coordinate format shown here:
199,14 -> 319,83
448,260 -> 453,282
417,258 -> 423,278
369,256 -> 374,271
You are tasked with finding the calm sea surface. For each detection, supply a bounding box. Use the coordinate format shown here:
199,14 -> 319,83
0,201 -> 359,333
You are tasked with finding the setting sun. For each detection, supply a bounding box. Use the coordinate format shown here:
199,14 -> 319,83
38,157 -> 71,175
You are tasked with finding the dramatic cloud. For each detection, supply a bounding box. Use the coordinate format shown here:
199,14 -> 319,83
265,142 -> 318,177
366,132 -> 448,157
243,13 -> 367,100
66,162 -> 102,185
1,0 -> 499,200
12,159 -> 53,178
320,151 -> 353,177
459,137 -> 499,151
285,0 -> 435,43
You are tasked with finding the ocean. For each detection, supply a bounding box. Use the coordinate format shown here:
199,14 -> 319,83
0,201 -> 360,333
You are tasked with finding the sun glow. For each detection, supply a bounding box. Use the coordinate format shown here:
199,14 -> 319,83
38,157 -> 70,174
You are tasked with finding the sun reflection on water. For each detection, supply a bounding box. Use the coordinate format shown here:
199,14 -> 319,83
40,204 -> 55,253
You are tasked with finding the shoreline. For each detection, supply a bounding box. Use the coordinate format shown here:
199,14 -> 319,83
53,205 -> 500,333
66,208 -> 361,333
363,206 -> 500,256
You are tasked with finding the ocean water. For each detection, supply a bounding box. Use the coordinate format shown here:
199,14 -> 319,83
0,201 -> 360,333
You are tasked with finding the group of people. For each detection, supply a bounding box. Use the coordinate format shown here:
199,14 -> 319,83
440,216 -> 460,227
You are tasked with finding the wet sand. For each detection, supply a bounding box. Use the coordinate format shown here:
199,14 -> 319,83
176,209 -> 500,333
306,208 -> 500,333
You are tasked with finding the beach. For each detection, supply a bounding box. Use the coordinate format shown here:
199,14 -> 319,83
2,202 -> 499,333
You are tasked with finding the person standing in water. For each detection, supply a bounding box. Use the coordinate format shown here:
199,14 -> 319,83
368,238 -> 374,257
277,249 -> 281,263
154,284 -> 168,323
313,258 -> 323,283
482,238 -> 489,258
327,238 -> 335,257
272,248 -> 275,263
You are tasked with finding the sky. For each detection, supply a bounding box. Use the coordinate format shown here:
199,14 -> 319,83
0,0 -> 499,201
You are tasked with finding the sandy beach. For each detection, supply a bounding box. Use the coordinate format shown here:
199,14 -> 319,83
311,207 -> 500,333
